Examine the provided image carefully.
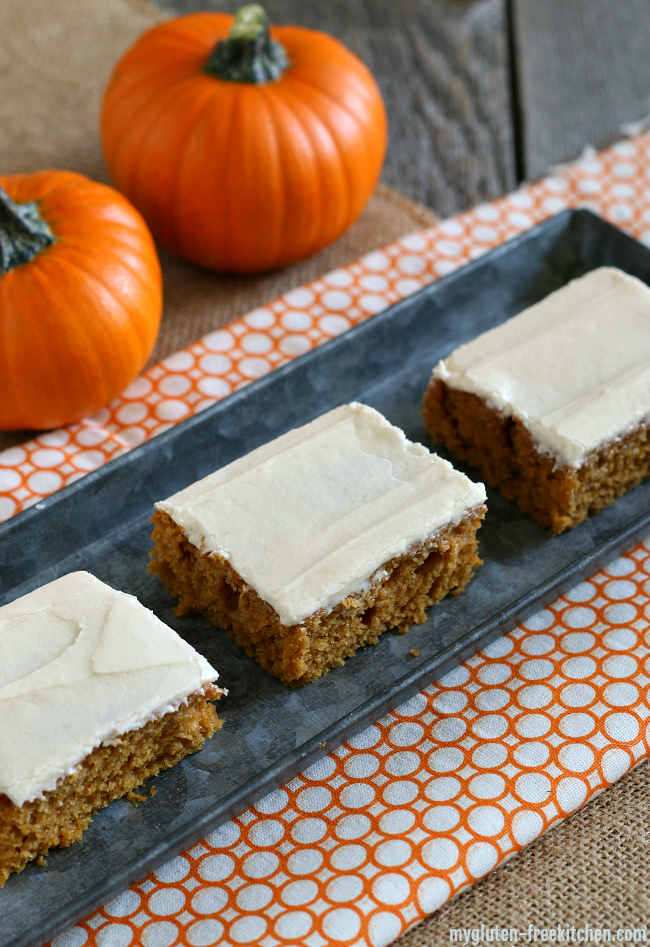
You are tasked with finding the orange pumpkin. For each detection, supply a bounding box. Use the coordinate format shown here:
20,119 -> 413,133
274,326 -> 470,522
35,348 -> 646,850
0,170 -> 162,431
101,4 -> 388,273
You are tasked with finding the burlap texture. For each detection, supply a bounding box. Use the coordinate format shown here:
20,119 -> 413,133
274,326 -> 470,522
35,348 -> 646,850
0,0 -> 647,938
401,758 -> 650,944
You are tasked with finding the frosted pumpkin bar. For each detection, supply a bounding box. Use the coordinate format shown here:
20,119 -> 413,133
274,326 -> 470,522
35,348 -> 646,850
150,403 -> 487,685
423,267 -> 650,534
0,571 -> 224,887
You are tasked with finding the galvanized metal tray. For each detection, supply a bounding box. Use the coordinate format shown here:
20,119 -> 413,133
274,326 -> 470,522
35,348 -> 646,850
2,209 -> 650,947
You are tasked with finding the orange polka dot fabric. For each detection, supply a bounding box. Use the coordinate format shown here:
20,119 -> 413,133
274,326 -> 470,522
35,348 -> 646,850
1,130 -> 641,946
54,545 -> 650,947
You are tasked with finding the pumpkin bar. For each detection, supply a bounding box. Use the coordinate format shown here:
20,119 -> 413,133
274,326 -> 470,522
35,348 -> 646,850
150,402 -> 486,686
0,571 -> 224,888
423,267 -> 650,534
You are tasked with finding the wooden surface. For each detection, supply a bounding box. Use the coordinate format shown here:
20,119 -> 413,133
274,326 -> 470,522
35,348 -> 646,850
513,0 -> 650,179
159,0 -> 650,213
157,0 -> 517,217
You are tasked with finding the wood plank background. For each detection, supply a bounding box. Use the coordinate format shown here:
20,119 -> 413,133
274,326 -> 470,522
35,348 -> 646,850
513,0 -> 650,180
158,0 -> 650,215
158,0 -> 516,216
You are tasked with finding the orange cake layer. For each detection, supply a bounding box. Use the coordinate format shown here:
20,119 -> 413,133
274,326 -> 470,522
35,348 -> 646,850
0,571 -> 225,888
425,269 -> 650,533
150,507 -> 485,685
423,379 -> 650,534
0,688 -> 223,887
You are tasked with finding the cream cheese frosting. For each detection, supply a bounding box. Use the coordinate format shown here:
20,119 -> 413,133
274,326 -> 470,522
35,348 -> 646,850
0,571 -> 218,807
156,403 -> 486,627
433,267 -> 650,468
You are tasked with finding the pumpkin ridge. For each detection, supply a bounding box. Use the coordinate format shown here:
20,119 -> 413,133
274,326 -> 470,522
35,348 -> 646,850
284,71 -> 381,135
275,29 -> 375,85
283,72 -> 386,209
58,232 -> 159,287
36,259 -> 144,420
258,86 -> 295,266
3,263 -> 83,427
1,295 -> 39,428
168,79 -> 230,257
2,169 -> 75,205
140,81 -> 222,219
103,71 -> 211,194
263,83 -> 347,256
291,67 -> 385,118
223,83 -> 251,271
279,81 -> 359,231
0,278 -> 31,425
206,82 -> 244,269
105,18 -> 223,88
37,183 -> 153,238
105,58 -> 203,111
103,80 -> 187,193
30,178 -> 158,262
111,80 -> 206,232
52,217 -> 155,243
52,249 -> 157,359
57,238 -> 161,339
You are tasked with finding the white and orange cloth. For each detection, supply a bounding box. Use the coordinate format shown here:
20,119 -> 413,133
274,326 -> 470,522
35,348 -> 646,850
1,133 -> 646,947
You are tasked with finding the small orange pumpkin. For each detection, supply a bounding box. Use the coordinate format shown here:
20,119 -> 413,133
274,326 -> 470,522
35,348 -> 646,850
101,4 -> 388,273
0,170 -> 162,431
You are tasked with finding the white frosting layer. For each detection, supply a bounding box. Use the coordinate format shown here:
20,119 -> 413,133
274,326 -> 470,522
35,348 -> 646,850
0,571 -> 218,807
156,403 -> 486,627
433,267 -> 650,467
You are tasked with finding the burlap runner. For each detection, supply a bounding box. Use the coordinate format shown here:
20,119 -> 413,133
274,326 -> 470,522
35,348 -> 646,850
401,758 -> 650,943
0,0 -> 647,938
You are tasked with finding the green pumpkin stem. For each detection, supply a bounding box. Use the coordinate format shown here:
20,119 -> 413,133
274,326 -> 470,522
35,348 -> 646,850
204,4 -> 288,84
0,185 -> 55,275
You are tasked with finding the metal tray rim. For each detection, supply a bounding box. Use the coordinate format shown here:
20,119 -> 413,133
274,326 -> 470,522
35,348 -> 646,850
0,208 -> 578,548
